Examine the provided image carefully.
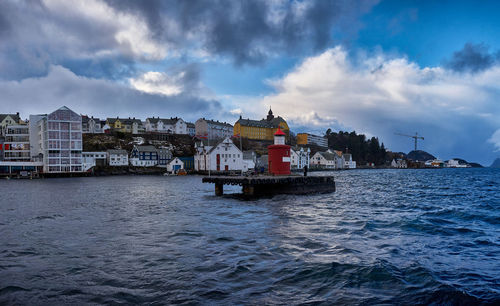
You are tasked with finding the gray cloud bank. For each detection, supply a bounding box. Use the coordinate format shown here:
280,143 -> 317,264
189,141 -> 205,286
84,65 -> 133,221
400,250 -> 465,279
0,65 -> 222,122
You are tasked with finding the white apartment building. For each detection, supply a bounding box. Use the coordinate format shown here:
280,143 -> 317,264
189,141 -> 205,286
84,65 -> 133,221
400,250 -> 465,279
107,149 -> 129,166
195,118 -> 233,140
30,106 -> 83,173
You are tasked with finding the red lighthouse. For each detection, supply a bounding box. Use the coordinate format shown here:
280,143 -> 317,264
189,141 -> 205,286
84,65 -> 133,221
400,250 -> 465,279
268,127 -> 291,175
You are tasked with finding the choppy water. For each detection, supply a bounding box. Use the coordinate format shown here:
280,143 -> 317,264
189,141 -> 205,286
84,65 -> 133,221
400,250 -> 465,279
0,169 -> 499,305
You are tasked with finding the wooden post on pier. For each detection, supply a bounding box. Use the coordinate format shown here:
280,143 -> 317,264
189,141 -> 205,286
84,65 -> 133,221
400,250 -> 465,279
215,183 -> 224,196
242,185 -> 254,196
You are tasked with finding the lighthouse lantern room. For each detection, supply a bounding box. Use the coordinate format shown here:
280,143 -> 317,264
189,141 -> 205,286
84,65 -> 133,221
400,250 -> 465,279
268,126 -> 291,175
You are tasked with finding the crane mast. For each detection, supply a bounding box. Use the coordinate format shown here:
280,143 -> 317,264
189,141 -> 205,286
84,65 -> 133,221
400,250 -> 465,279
395,132 -> 424,151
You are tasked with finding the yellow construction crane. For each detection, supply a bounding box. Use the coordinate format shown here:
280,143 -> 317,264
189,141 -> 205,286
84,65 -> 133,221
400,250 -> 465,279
395,132 -> 424,151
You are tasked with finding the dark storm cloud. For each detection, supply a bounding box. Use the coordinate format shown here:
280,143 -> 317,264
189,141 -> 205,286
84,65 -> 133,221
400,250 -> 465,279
0,0 -> 377,81
105,0 -> 378,65
445,43 -> 498,73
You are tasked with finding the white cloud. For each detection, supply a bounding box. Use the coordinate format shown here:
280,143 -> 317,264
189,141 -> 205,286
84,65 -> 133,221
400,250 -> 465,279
130,71 -> 184,96
257,46 -> 500,163
488,129 -> 500,151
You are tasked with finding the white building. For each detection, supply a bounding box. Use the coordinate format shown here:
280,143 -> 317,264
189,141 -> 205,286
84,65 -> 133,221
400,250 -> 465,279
145,117 -> 187,134
391,159 -> 408,168
107,149 -> 128,166
291,147 -> 311,169
310,151 -> 339,169
29,106 -> 83,173
82,116 -> 103,134
82,152 -> 107,171
3,124 -> 30,161
194,136 -> 245,172
446,159 -> 470,168
0,113 -> 22,136
195,118 -> 233,140
343,154 -> 357,169
167,157 -> 184,173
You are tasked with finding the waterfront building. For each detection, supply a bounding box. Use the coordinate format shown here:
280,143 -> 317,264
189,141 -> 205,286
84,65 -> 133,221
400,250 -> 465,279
82,152 -> 107,171
391,159 -> 408,168
296,133 -> 328,148
107,149 -> 128,166
310,150 -> 340,169
29,106 -> 83,173
167,157 -> 184,173
425,159 -> 445,168
145,117 -> 187,134
130,145 -> 158,167
157,148 -> 173,167
343,153 -> 357,169
2,124 -> 30,161
291,147 -> 311,169
81,116 -> 103,134
194,136 -> 245,172
445,159 -> 469,168
178,156 -> 194,170
233,108 -> 289,141
195,118 -> 233,140
0,113 -> 22,135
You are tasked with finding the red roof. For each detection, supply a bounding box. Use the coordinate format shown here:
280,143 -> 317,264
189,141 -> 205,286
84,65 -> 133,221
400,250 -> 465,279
274,126 -> 286,136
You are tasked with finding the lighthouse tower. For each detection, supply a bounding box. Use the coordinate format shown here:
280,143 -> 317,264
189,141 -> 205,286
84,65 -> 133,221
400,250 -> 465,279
268,127 -> 291,175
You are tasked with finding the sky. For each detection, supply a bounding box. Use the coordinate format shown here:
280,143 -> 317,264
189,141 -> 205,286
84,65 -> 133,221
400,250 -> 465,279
1,0 -> 500,165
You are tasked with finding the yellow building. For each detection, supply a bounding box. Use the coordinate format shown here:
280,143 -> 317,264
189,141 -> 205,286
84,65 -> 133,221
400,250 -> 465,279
296,133 -> 328,148
233,109 -> 289,141
106,117 -> 143,134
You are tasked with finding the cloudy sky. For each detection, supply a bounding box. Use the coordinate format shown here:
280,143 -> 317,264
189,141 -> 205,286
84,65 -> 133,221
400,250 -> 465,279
1,0 -> 500,165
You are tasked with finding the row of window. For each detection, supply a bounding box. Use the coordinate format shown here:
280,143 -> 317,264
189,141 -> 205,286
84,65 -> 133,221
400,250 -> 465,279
48,165 -> 82,172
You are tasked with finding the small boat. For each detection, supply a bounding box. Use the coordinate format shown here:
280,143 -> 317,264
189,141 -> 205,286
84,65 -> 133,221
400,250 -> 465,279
177,169 -> 187,176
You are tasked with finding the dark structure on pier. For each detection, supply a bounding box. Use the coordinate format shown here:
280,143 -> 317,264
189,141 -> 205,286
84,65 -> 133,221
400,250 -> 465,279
202,175 -> 335,197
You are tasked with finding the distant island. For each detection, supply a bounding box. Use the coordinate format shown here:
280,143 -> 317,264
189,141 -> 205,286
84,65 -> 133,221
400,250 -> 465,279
490,158 -> 500,168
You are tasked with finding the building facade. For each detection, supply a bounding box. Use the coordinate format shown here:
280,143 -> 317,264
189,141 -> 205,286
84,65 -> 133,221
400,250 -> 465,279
30,106 -> 83,173
296,133 -> 328,148
107,149 -> 128,166
290,147 -> 311,169
130,145 -> 158,166
186,122 -> 196,136
0,113 -> 21,136
82,116 -> 103,134
145,117 -> 187,134
2,124 -> 30,161
195,118 -> 233,140
157,148 -> 173,167
310,151 -> 340,169
82,152 -> 107,171
106,118 -> 143,134
233,109 -> 289,141
194,137 -> 245,171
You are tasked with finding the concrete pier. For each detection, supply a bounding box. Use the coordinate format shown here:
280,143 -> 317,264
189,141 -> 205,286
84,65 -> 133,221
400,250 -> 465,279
202,175 -> 335,197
